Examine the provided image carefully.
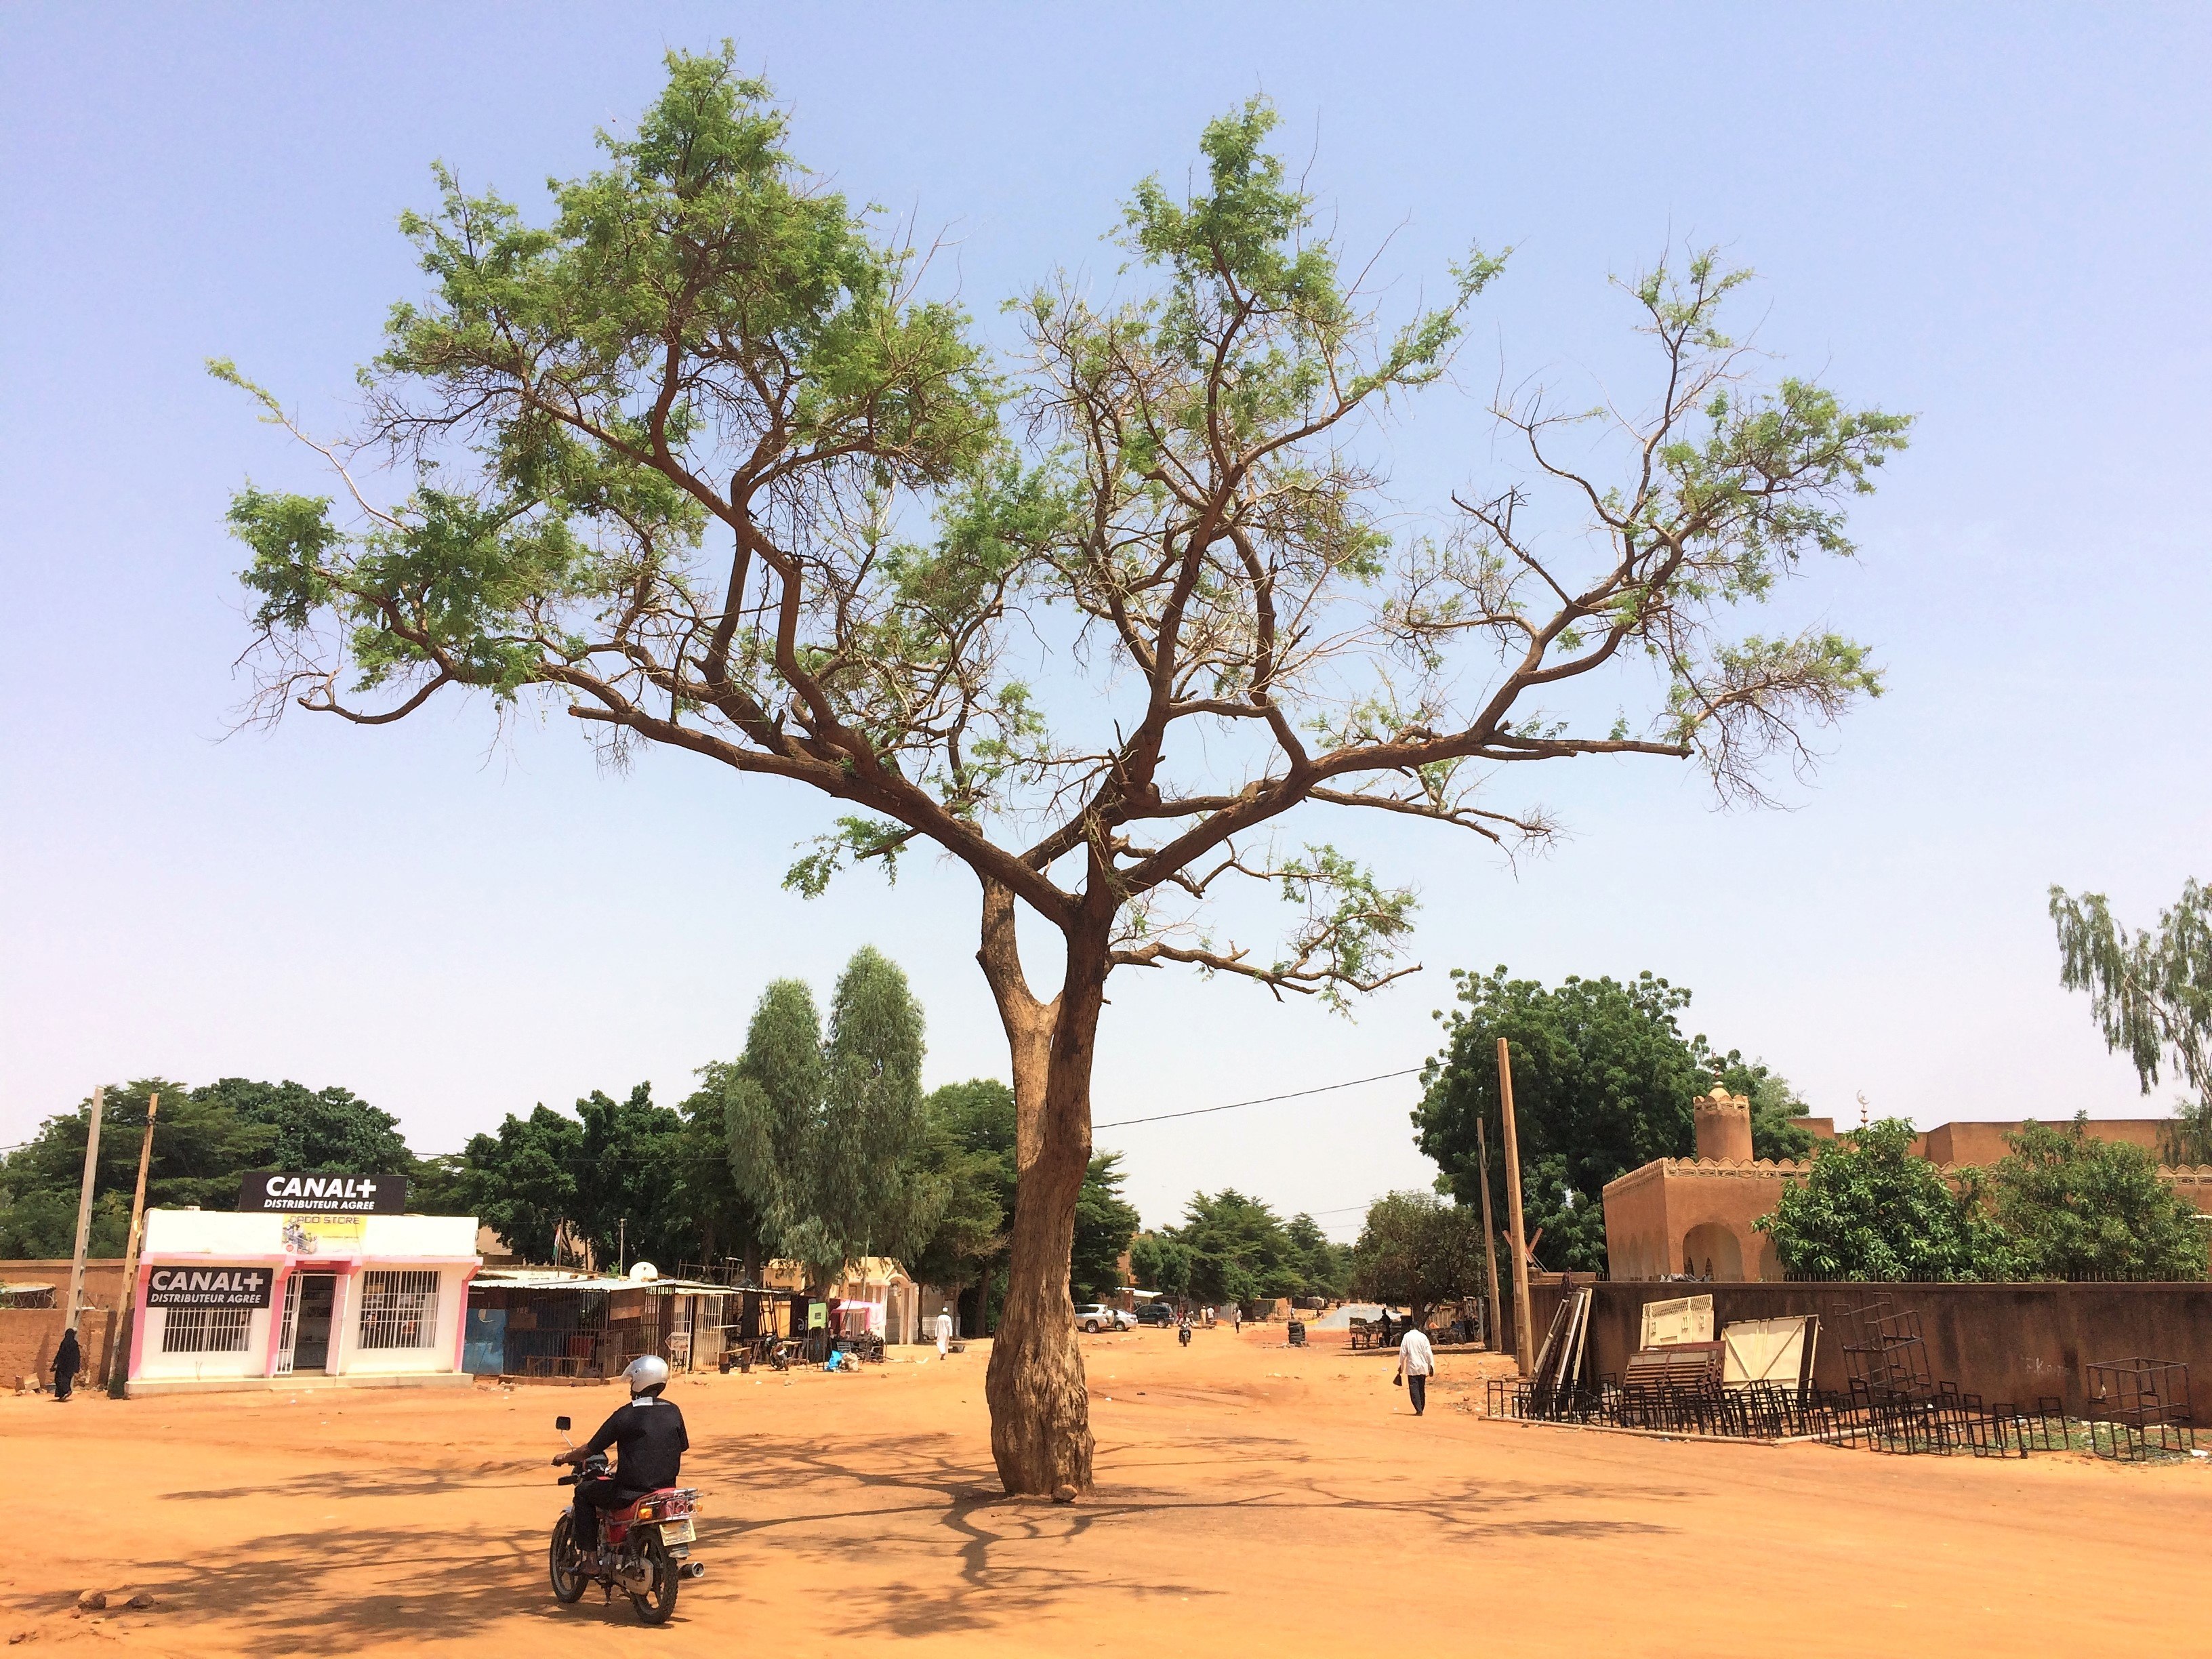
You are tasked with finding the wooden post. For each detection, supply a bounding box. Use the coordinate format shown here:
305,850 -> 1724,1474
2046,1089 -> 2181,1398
1496,1039 -> 1536,1374
1474,1113 -> 1504,1354
108,1091 -> 160,1393
66,1086 -> 105,1340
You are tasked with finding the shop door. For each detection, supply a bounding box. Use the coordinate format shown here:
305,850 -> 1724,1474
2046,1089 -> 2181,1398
291,1275 -> 338,1372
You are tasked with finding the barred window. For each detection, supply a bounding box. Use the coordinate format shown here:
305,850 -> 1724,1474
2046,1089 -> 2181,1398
356,1269 -> 441,1350
161,1306 -> 253,1354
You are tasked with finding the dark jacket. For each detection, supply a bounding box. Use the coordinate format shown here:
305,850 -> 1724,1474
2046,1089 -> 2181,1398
581,1395 -> 689,1492
54,1330 -> 81,1378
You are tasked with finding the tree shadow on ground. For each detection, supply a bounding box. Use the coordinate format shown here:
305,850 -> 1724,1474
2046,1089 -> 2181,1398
51,1427 -> 1681,1652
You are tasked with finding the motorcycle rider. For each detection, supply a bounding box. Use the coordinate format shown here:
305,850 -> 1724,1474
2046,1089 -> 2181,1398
556,1355 -> 689,1555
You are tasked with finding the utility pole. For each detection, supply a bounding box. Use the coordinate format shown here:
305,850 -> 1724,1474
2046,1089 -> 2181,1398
109,1091 -> 160,1394
1474,1112 -> 1504,1355
1496,1039 -> 1536,1374
66,1086 -> 105,1343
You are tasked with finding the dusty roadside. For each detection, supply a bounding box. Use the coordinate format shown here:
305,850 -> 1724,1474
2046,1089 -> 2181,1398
6,1325 -> 2207,1656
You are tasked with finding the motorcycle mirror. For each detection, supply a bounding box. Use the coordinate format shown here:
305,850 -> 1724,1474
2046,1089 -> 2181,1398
554,1416 -> 571,1432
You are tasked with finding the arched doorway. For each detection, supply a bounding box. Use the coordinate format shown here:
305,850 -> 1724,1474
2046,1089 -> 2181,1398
1682,1222 -> 1744,1281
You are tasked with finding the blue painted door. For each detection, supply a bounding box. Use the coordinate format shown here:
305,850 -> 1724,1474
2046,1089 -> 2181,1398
464,1307 -> 507,1374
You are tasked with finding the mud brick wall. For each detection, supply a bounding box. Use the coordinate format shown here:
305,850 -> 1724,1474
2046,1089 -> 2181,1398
1505,1279 -> 2212,1418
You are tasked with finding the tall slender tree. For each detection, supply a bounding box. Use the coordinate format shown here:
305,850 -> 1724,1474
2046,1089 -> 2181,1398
217,53 -> 1906,1490
710,949 -> 940,1289
2050,879 -> 2212,1164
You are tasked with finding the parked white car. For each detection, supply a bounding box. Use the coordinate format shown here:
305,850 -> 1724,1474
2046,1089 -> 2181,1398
1073,1304 -> 1134,1333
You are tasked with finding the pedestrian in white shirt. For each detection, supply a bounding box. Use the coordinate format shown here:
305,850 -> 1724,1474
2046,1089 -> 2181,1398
935,1309 -> 954,1359
1397,1326 -> 1436,1417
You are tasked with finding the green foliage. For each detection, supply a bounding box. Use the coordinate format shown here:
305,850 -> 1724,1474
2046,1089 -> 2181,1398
906,1080 -> 1017,1297
1149,1189 -> 1313,1306
453,1105 -> 583,1265
1071,1154 -> 1141,1303
194,1078 -> 411,1171
2050,880 -> 2211,1140
1349,1191 -> 1487,1325
670,1076 -> 771,1273
1285,1212 -> 1353,1299
1127,1233 -> 1193,1300
1417,968 -> 1712,1271
1756,1120 -> 2001,1281
2162,1099 -> 2212,1168
1982,1116 -> 2207,1282
1717,1057 -> 1817,1162
0,1078 -> 424,1258
702,947 -> 942,1287
572,1083 -> 690,1271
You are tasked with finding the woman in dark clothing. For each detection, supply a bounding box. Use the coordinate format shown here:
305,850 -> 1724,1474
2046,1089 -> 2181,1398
52,1328 -> 81,1401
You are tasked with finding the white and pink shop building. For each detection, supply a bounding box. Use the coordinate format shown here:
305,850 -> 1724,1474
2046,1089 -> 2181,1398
125,1204 -> 483,1396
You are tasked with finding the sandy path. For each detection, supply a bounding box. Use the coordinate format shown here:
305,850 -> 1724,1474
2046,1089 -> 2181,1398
7,1327 -> 2208,1656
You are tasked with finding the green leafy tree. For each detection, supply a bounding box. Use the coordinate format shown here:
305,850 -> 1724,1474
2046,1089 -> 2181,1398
217,54 -> 1904,1492
406,1151 -> 472,1218
1349,1191 -> 1487,1329
1756,1119 -> 2002,1281
1285,1212 -> 1352,1299
1071,1154 -> 1140,1303
573,1083 -> 691,1271
709,949 -> 941,1289
670,1076 -> 771,1279
0,1080 -> 278,1258
1718,1057 -> 1818,1162
1128,1233 -> 1193,1301
1983,1115 -> 2207,1282
716,977 -> 825,1259
2050,879 -> 2212,1164
1162,1189 -> 1307,1307
194,1078 -> 411,1171
1416,969 -> 1713,1271
907,1080 -> 1019,1317
454,1105 -> 583,1265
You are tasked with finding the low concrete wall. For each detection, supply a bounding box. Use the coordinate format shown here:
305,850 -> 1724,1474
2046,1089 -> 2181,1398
1504,1279 -> 2212,1417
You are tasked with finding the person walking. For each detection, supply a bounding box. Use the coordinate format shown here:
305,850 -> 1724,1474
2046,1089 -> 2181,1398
1231,1304 -> 1242,1335
1396,1323 -> 1435,1418
52,1327 -> 81,1402
935,1307 -> 954,1360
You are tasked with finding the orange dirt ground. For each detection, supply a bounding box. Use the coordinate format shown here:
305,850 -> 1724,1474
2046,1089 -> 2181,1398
7,1326 -> 2209,1657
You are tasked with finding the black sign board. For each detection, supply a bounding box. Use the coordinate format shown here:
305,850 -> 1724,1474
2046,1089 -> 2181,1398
238,1172 -> 408,1215
147,1265 -> 276,1309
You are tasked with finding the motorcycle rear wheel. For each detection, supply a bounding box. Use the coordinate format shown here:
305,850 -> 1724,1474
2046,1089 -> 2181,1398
548,1514 -> 587,1604
628,1533 -> 678,1626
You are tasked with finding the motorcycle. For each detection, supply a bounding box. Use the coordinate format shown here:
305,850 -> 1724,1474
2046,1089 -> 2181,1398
548,1414 -> 704,1625
1178,1321 -> 1192,1348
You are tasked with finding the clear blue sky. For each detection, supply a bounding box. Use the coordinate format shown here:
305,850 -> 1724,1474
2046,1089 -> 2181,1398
3,5 -> 2207,1237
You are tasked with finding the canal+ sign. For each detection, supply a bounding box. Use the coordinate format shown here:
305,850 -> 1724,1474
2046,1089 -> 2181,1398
238,1172 -> 409,1216
148,1266 -> 275,1308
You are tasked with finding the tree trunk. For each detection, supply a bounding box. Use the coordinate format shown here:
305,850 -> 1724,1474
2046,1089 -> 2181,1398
976,882 -> 1103,1495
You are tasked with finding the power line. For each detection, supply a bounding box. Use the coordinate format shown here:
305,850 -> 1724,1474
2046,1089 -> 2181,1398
1093,1066 -> 1425,1131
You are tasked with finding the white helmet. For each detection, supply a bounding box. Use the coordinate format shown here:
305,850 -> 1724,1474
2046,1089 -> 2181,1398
623,1355 -> 670,1397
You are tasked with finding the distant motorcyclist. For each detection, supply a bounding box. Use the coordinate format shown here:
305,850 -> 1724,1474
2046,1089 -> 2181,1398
556,1355 -> 689,1551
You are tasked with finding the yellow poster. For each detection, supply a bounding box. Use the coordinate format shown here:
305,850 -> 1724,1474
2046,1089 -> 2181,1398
281,1214 -> 366,1254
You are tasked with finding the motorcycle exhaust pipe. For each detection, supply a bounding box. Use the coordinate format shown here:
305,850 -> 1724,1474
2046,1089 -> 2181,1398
680,1561 -> 706,1580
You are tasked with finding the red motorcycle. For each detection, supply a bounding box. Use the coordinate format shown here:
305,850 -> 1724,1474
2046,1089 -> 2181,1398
548,1414 -> 703,1624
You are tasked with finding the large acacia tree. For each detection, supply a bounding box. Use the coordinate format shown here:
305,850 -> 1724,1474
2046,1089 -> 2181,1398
218,52 -> 1906,1492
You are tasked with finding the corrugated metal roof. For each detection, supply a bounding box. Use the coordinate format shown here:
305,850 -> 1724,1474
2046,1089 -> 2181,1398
471,1268 -> 774,1294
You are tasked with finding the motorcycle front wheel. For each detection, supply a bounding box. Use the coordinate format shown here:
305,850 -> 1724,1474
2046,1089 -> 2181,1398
548,1513 -> 587,1603
628,1532 -> 678,1626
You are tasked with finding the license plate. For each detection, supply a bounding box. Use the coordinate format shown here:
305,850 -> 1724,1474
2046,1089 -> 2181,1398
659,1518 -> 696,1544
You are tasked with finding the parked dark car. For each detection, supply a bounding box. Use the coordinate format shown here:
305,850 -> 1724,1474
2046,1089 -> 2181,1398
1134,1302 -> 1175,1328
